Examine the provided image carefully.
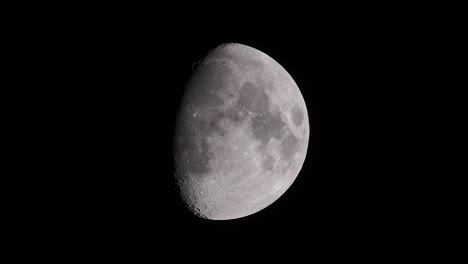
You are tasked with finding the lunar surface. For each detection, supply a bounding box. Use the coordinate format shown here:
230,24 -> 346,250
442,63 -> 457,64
173,43 -> 309,220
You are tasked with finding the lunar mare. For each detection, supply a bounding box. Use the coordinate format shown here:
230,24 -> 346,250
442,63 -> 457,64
173,43 -> 309,220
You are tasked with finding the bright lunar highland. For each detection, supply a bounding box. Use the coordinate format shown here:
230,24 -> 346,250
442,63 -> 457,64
173,43 -> 309,220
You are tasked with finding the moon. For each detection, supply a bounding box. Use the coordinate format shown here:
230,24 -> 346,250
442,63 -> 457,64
173,43 -> 309,220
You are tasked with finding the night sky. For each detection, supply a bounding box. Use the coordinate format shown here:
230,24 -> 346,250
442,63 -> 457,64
41,5 -> 435,257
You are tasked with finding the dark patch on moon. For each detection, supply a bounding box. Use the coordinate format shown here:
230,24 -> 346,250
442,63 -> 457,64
207,115 -> 225,137
236,81 -> 287,146
174,109 -> 218,178
281,132 -> 299,160
238,82 -> 269,113
223,108 -> 244,123
175,122 -> 213,177
251,111 -> 286,145
291,106 -> 304,126
192,137 -> 211,174
174,62 -> 243,178
214,108 -> 244,125
263,155 -> 275,171
202,108 -> 245,137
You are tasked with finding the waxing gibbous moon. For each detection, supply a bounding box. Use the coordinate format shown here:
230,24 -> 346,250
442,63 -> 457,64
173,43 -> 309,220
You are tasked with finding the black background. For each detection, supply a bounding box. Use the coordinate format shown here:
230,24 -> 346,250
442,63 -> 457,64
23,4 -> 446,257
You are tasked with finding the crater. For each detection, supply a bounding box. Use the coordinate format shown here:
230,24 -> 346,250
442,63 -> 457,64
291,105 -> 304,126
